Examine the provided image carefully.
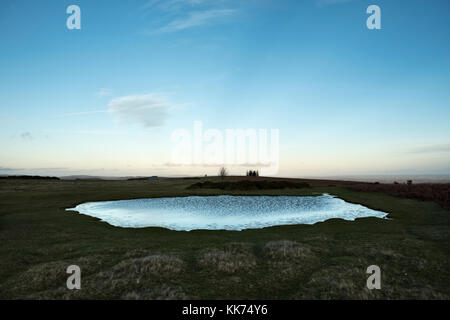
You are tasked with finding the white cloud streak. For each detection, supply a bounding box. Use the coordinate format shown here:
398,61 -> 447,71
316,0 -> 354,7
108,94 -> 171,128
97,88 -> 113,98
20,132 -> 33,140
407,143 -> 450,154
153,9 -> 235,34
141,0 -> 237,34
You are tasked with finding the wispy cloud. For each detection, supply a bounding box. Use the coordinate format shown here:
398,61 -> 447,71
141,0 -> 237,34
0,166 -> 67,173
53,110 -> 108,118
141,0 -> 227,12
96,88 -> 113,98
407,143 -> 450,154
153,9 -> 235,34
20,132 -> 33,141
108,94 -> 171,127
165,162 -> 277,168
316,0 -> 354,7
44,129 -> 122,136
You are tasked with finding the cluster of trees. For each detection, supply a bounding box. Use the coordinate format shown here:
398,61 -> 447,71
246,170 -> 259,177
217,167 -> 261,179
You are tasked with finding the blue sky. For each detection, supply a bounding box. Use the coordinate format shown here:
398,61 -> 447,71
0,0 -> 449,177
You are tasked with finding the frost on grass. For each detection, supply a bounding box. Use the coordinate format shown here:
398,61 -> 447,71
199,242 -> 257,274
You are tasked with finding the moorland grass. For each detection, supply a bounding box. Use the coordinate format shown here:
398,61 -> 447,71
0,177 -> 448,299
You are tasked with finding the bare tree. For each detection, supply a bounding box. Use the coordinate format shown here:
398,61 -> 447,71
219,167 -> 228,180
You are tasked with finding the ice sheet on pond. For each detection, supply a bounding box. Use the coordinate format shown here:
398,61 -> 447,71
66,195 -> 388,231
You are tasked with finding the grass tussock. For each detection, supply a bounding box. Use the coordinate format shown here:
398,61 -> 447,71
12,261 -> 69,293
103,254 -> 185,280
198,242 -> 257,274
7,254 -> 107,297
300,266 -> 372,299
264,240 -> 314,260
121,284 -> 189,300
263,240 -> 318,277
70,254 -> 186,299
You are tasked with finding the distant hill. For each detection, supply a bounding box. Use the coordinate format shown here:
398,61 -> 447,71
305,174 -> 450,184
0,175 -> 60,180
60,175 -> 131,180
60,175 -> 165,181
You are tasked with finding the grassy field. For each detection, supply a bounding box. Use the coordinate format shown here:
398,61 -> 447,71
0,177 -> 449,299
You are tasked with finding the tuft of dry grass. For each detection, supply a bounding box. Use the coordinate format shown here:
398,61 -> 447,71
301,266 -> 372,299
63,254 -> 186,299
12,261 -> 69,293
263,240 -> 318,278
295,264 -> 448,300
198,242 -> 257,274
264,240 -> 314,260
121,284 -> 188,300
123,249 -> 154,259
98,254 -> 184,282
7,254 -> 107,295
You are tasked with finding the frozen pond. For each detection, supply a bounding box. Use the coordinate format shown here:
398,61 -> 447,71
66,195 -> 388,231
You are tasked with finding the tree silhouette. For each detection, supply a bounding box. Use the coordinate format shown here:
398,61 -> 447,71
246,170 -> 260,177
219,167 -> 228,180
